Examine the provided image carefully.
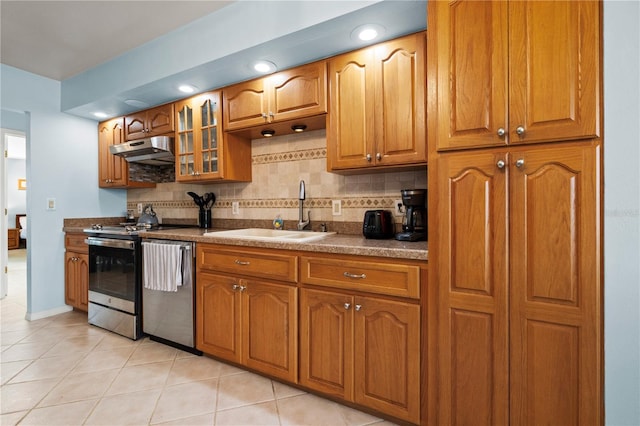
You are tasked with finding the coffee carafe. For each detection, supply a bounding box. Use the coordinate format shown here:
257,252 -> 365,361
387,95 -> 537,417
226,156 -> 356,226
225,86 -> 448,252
395,189 -> 427,242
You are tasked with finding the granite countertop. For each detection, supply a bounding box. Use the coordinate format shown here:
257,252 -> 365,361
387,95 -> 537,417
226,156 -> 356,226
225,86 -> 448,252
64,222 -> 427,261
144,228 -> 428,261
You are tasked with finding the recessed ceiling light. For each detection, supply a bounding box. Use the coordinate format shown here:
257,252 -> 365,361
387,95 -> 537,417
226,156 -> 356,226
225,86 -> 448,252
291,124 -> 307,132
351,24 -> 386,42
124,99 -> 149,108
93,112 -> 108,118
253,61 -> 277,74
261,129 -> 276,137
178,84 -> 197,94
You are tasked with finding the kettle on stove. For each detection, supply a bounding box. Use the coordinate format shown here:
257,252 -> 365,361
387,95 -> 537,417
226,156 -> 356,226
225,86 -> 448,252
137,204 -> 159,227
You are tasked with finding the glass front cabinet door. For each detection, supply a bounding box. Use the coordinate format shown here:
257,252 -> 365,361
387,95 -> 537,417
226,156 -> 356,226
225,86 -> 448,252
175,91 -> 223,182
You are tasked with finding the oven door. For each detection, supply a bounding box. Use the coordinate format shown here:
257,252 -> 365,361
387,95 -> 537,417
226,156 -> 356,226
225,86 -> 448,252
86,236 -> 140,314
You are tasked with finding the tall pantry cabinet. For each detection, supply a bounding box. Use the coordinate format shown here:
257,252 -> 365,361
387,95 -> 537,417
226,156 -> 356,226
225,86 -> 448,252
426,1 -> 603,425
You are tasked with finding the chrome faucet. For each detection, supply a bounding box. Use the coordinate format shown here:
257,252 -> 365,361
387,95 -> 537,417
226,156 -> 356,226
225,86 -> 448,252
297,180 -> 310,230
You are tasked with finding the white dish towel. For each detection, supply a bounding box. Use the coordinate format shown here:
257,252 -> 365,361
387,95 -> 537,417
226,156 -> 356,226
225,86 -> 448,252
142,241 -> 183,292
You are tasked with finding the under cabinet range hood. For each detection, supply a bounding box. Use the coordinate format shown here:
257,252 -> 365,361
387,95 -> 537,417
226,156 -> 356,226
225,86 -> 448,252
109,136 -> 175,166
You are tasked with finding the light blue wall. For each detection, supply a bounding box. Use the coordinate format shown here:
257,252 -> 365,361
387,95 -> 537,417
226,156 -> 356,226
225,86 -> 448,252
603,1 -> 640,424
0,64 -> 127,317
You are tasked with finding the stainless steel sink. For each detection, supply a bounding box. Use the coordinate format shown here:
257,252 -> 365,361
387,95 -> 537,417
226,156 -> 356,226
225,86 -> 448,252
204,228 -> 335,243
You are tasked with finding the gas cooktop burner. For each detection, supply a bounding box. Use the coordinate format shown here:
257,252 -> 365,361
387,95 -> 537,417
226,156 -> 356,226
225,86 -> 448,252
84,223 -> 194,236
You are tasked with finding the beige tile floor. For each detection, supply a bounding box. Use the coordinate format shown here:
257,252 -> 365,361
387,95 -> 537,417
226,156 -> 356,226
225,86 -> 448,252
1,249 -> 398,425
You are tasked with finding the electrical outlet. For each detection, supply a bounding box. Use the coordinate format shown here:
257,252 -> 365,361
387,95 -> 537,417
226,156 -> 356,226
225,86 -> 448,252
394,199 -> 404,216
137,203 -> 143,213
232,201 -> 240,215
332,200 -> 342,216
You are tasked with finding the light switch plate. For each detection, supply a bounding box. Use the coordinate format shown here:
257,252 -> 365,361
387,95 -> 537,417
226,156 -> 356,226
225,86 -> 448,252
46,198 -> 56,211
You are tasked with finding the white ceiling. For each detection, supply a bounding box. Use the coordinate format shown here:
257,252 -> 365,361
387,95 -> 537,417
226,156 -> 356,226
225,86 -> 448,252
0,1 -> 233,81
0,1 -> 427,120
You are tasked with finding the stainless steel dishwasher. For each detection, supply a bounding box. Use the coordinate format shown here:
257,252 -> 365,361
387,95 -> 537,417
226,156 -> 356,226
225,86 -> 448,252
141,239 -> 201,354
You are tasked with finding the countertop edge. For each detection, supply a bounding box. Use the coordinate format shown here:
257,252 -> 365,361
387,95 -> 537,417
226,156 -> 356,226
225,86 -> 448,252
66,227 -> 428,261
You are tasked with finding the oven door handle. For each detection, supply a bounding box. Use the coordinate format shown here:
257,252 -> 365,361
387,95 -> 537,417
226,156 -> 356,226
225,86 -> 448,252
85,237 -> 136,250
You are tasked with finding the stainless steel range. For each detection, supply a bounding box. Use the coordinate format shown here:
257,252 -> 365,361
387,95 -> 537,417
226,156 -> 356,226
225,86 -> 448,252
84,224 -> 146,340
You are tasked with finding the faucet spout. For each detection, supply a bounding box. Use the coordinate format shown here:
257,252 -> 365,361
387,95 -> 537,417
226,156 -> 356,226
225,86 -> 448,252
298,180 -> 310,230
299,180 -> 306,200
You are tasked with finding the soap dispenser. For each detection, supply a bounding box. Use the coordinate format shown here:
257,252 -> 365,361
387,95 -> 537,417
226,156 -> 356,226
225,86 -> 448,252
273,215 -> 284,230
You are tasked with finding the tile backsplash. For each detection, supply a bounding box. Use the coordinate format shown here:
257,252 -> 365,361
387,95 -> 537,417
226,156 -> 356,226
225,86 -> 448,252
127,129 -> 427,234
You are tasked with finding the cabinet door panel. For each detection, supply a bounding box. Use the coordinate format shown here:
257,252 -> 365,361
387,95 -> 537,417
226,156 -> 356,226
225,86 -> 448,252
77,254 -> 89,311
196,273 -> 241,362
354,296 -> 420,424
242,280 -> 297,382
223,80 -> 268,130
98,118 -> 128,187
435,0 -> 508,150
146,104 -> 174,136
299,288 -> 353,400
327,49 -> 375,170
270,62 -> 327,121
435,150 -> 509,425
509,1 -> 600,143
509,144 -> 601,424
124,113 -> 147,141
376,33 -> 427,165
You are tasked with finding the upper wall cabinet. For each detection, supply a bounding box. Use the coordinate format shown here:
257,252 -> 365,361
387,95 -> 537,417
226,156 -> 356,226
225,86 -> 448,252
175,91 -> 251,183
98,118 -> 154,188
223,61 -> 327,132
434,1 -> 600,151
327,32 -> 427,172
125,103 -> 175,141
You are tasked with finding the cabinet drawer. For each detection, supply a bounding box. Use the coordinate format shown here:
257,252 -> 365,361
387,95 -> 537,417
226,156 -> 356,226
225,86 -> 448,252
65,232 -> 88,254
300,256 -> 420,299
198,245 -> 297,283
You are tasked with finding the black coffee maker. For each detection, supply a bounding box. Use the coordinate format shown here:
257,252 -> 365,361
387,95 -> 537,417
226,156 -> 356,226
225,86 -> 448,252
395,189 -> 427,242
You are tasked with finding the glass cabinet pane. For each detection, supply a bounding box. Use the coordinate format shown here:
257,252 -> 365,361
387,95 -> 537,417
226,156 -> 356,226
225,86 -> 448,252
178,105 -> 193,132
202,129 -> 209,150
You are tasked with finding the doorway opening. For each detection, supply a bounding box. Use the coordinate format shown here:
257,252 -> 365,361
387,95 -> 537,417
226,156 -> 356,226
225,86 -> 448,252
1,129 -> 27,307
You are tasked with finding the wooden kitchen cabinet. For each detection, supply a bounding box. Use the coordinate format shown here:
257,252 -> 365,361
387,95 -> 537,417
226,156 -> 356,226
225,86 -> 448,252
299,253 -> 422,424
64,232 -> 89,312
196,245 -> 298,382
98,117 -> 155,188
327,32 -> 426,172
174,91 -> 251,182
432,143 -> 601,425
432,0 -> 600,151
124,103 -> 174,141
223,61 -> 327,131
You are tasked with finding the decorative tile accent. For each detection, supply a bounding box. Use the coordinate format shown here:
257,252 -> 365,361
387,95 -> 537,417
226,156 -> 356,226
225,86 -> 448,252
252,148 -> 327,165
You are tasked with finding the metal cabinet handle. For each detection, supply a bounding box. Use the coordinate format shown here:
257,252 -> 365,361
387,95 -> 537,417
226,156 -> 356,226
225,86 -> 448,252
239,285 -> 246,292
366,154 -> 372,162
496,160 -> 506,169
376,153 -> 382,161
343,272 -> 366,279
497,127 -> 506,137
355,304 -> 362,311
344,303 -> 351,310
261,112 -> 268,119
516,126 -> 525,135
232,284 -> 239,290
515,159 -> 525,169
234,259 -> 250,266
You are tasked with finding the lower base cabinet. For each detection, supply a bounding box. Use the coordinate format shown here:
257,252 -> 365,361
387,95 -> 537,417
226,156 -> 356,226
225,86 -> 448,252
196,271 -> 298,383
64,233 -> 89,312
196,243 -> 425,424
299,288 -> 421,424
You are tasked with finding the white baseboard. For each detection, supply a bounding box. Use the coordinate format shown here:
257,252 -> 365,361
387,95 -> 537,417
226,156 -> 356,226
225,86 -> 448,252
26,305 -> 73,321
